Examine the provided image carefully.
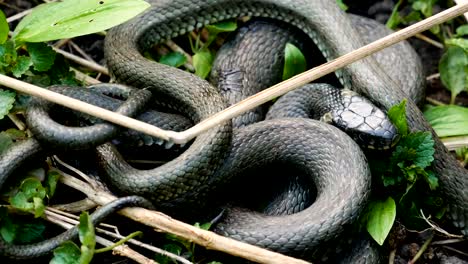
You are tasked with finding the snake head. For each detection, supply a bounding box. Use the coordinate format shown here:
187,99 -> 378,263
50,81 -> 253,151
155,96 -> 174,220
324,89 -> 400,150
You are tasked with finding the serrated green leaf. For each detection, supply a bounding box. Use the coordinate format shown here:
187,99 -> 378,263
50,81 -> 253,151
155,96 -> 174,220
283,43 -> 307,81
423,105 -> 468,137
10,178 -> 47,217
193,49 -> 214,79
11,55 -> 32,77
439,46 -> 468,103
366,197 -> 396,245
445,38 -> 468,51
388,100 -> 408,136
456,25 -> 468,37
26,42 -> 56,71
0,10 -> 9,44
50,241 -> 81,264
13,0 -> 150,44
398,131 -> 434,168
0,88 -> 15,120
0,40 -> 17,67
159,52 -> 187,68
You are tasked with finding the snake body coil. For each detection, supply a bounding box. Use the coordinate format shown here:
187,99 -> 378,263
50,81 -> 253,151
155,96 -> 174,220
104,0 -> 468,237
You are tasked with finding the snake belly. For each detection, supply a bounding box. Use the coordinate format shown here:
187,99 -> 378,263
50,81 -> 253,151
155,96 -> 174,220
104,0 -> 468,236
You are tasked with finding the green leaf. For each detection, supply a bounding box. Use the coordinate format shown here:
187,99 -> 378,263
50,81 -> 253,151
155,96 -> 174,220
411,0 -> 434,18
46,171 -> 61,197
11,55 -> 32,77
395,131 -> 434,169
205,20 -> 237,35
0,10 -> 9,44
283,43 -> 307,81
0,208 -> 17,243
445,38 -> 468,51
51,241 -> 81,264
194,221 -> 212,231
79,212 -> 95,248
13,220 -> 46,244
386,0 -> 403,29
424,105 -> 468,137
366,197 -> 396,245
439,46 -> 468,103
424,170 -> 439,190
335,0 -> 348,11
154,243 -> 182,264
193,49 -> 214,79
455,25 -> 468,37
388,100 -> 408,136
27,42 -> 56,71
0,88 -> 15,120
13,0 -> 150,44
0,132 -> 13,154
9,178 -> 47,217
159,52 -> 187,68
0,40 -> 17,67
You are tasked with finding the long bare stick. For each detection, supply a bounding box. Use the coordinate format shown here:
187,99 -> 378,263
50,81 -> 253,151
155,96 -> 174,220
1,3 -> 468,144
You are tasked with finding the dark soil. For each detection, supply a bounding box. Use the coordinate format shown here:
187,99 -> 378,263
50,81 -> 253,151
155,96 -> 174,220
1,0 -> 468,263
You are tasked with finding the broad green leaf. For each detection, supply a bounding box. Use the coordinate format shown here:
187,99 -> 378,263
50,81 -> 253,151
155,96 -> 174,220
283,43 -> 306,80
193,49 -> 214,79
27,42 -> 56,71
336,0 -> 348,11
13,221 -> 46,244
0,10 -> 8,44
11,55 -> 32,77
13,0 -> 150,44
366,197 -> 396,245
456,25 -> 468,37
424,105 -> 468,137
0,208 -> 16,243
159,52 -> 187,68
50,241 -> 81,264
205,20 -> 237,35
439,46 -> 468,103
79,212 -> 95,248
388,100 -> 408,136
0,88 -> 16,120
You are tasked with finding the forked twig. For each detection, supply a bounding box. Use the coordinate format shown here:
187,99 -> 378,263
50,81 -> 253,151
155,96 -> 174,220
0,3 -> 467,144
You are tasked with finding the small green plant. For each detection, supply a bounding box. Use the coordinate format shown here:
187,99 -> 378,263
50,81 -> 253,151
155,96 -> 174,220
0,0 -> 150,120
50,211 -> 142,264
365,100 -> 439,245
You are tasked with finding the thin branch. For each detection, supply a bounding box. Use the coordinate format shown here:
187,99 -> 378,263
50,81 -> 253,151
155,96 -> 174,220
441,136 -> 468,151
420,210 -> 464,238
45,213 -> 157,264
6,9 -> 31,23
442,245 -> 468,257
431,238 -> 465,245
1,3 -> 467,145
51,198 -> 98,213
7,113 -> 26,130
53,47 -> 109,75
414,33 -> 444,49
57,171 -> 311,264
454,0 -> 468,20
